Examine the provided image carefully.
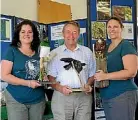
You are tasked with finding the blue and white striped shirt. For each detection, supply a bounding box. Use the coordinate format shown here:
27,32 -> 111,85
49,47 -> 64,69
47,44 -> 96,88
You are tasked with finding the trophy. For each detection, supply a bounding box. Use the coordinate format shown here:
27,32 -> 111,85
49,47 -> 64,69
38,46 -> 57,86
60,58 -> 86,92
93,39 -> 109,88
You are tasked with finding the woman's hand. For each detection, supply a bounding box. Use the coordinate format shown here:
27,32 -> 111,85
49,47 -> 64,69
94,70 -> 108,81
28,80 -> 41,89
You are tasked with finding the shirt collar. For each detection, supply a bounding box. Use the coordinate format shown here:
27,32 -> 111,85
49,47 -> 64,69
62,44 -> 80,52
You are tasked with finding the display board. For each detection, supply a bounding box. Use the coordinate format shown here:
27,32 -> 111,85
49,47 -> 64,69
90,0 -> 137,45
0,15 -> 15,60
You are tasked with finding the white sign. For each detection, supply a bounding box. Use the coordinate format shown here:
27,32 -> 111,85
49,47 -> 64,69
80,28 -> 86,34
51,24 -> 64,40
122,23 -> 134,39
1,17 -> 12,42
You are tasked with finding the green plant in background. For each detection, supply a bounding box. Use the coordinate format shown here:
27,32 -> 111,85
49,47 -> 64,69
40,37 -> 50,47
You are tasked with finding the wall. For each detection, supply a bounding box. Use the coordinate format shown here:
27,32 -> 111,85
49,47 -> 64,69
1,0 -> 137,23
1,0 -> 87,21
51,0 -> 87,20
1,0 -> 38,21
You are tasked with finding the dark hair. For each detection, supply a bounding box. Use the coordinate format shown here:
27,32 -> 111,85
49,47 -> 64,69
107,17 -> 124,28
62,20 -> 80,33
11,20 -> 40,52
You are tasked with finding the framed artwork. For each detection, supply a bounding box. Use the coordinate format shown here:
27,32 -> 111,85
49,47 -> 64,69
97,0 -> 111,21
112,6 -> 132,22
1,17 -> 13,42
91,21 -> 107,40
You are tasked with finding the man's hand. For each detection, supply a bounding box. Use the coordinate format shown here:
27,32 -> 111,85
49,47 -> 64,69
58,85 -> 72,95
83,84 -> 93,94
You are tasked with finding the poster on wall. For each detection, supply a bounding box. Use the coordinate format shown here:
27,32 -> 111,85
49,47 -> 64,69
112,6 -> 132,21
51,24 -> 64,48
39,24 -> 48,41
97,0 -> 111,20
51,24 -> 64,41
51,24 -> 86,48
122,23 -> 134,39
0,17 -> 12,42
91,21 -> 106,40
35,23 -> 48,42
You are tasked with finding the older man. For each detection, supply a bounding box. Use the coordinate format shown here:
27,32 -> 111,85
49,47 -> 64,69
47,21 -> 96,120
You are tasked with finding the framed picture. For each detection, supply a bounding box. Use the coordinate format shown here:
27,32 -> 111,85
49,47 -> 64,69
112,6 -> 132,22
91,21 -> 107,40
0,16 -> 13,42
97,0 -> 111,21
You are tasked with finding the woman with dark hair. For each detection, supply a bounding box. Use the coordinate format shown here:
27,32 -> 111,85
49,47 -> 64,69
1,20 -> 45,120
94,17 -> 138,120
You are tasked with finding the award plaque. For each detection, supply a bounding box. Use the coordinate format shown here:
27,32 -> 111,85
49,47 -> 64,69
93,39 -> 109,88
38,46 -> 56,86
60,58 -> 86,91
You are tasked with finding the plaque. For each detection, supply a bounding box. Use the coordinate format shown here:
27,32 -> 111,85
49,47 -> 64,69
60,58 -> 86,91
38,46 -> 56,86
93,39 -> 109,88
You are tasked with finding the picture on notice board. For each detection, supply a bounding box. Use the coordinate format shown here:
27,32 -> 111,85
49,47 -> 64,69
91,21 -> 106,40
39,24 -> 49,47
122,23 -> 134,39
51,24 -> 65,48
78,28 -> 86,45
112,6 -> 132,21
36,24 -> 48,42
97,0 -> 111,20
0,17 -> 12,42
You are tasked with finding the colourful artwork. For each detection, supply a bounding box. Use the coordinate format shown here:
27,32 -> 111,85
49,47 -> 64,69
112,6 -> 132,21
97,0 -> 111,20
91,22 -> 106,40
